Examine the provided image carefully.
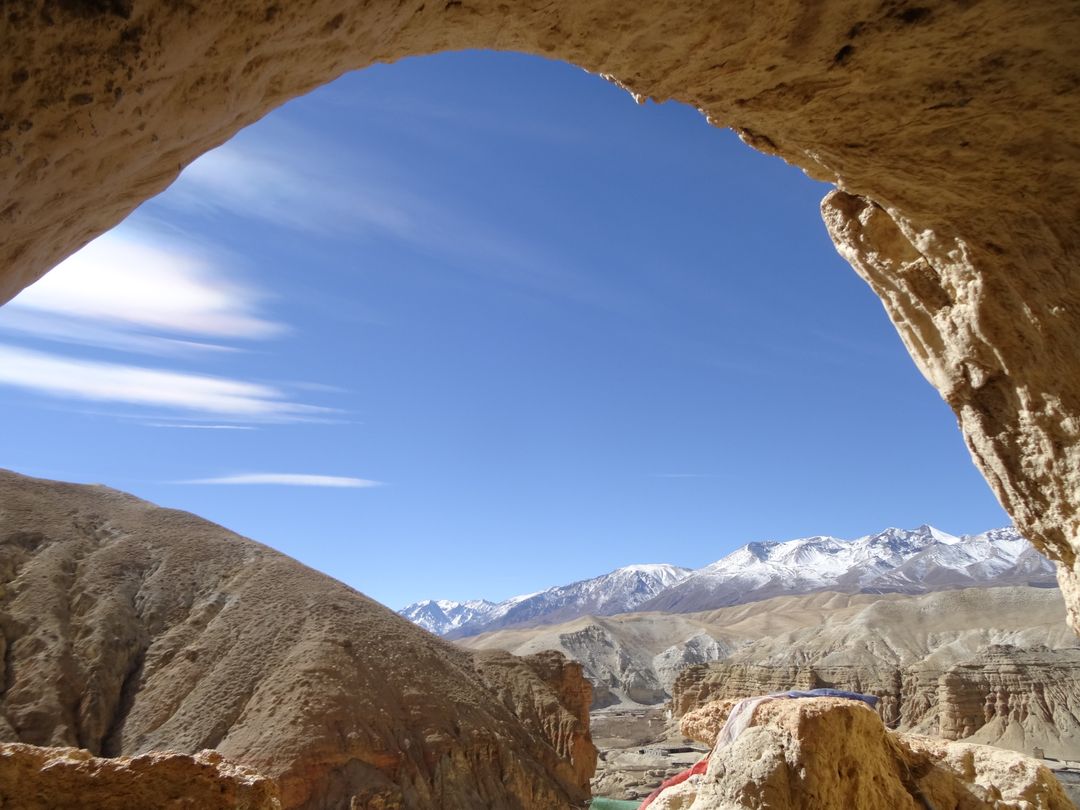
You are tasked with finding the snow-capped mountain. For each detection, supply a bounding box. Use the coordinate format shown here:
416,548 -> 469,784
400,564 -> 691,638
400,527 -> 1057,637
398,599 -> 496,636
639,525 -> 1056,613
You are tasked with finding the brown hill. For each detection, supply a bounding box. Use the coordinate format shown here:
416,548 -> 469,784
0,469 -> 596,809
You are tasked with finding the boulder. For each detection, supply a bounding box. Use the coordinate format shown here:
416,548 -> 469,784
659,697 -> 1073,809
0,743 -> 281,810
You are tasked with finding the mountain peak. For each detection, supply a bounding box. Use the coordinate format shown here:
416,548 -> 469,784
401,526 -> 1054,636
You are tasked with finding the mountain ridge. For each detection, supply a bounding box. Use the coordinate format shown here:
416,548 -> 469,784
401,525 -> 1057,637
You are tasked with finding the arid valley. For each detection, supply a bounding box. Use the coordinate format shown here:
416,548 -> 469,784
2,0 -> 1080,808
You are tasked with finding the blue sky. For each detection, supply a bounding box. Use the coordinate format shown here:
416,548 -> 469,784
0,52 -> 1009,608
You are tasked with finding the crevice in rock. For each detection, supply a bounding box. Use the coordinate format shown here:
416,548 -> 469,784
100,647 -> 145,757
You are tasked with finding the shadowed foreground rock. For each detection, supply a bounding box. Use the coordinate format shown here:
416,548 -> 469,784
0,469 -> 596,809
0,743 -> 281,810
655,697 -> 1072,810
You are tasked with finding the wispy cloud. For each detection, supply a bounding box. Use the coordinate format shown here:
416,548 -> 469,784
0,344 -> 330,422
168,145 -> 415,239
164,136 -> 639,314
0,228 -> 284,356
652,473 -> 721,479
144,423 -> 257,430
176,473 -> 381,487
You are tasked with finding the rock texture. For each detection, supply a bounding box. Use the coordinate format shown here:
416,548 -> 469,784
673,637 -> 1080,760
1,0 -> 1079,628
0,469 -> 596,809
464,585 -> 1077,728
938,646 -> 1080,753
0,743 -> 282,810
656,697 -> 1073,810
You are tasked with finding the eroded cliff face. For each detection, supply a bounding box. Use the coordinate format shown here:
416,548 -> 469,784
654,697 -> 1074,810
938,646 -> 1080,750
0,744 -> 281,810
673,645 -> 1080,760
0,0 -> 1078,626
0,470 -> 595,809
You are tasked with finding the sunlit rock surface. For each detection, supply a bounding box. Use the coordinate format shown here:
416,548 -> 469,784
657,697 -> 1073,810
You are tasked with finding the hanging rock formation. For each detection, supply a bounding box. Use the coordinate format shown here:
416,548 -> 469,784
0,469 -> 596,809
1,0 -> 1079,627
651,696 -> 1073,810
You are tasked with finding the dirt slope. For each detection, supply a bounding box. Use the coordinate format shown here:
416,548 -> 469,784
0,469 -> 595,809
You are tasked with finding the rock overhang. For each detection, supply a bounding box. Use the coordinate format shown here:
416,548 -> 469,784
2,0 -> 1078,624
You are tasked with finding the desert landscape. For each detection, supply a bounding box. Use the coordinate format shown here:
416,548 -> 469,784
2,0 -> 1080,807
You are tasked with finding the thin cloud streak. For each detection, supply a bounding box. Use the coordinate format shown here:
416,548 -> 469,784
0,344 -> 329,421
145,423 -> 257,430
0,308 -> 239,357
177,473 -> 382,487
170,146 -> 415,239
652,473 -> 721,479
167,138 -> 640,314
1,228 -> 284,355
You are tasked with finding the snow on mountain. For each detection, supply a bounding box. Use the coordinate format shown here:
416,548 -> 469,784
398,598 -> 496,636
399,563 -> 692,638
640,525 -> 1057,613
400,527 -> 1057,636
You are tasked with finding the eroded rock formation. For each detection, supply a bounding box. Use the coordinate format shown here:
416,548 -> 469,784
0,469 -> 596,809
465,585 -> 1077,725
1,0 -> 1078,627
938,645 -> 1080,751
653,697 -> 1073,810
673,644 -> 1080,760
0,744 -> 281,810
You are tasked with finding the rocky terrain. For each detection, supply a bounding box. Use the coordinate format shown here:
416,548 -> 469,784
645,696 -> 1074,810
404,526 -> 1057,636
0,469 -> 596,809
3,2 -> 1079,806
0,744 -> 282,810
9,0 -> 1079,633
462,585 -> 1077,720
670,588 -> 1080,760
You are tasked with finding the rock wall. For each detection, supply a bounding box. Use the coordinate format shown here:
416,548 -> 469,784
557,624 -> 668,708
938,646 -> 1080,753
654,697 -> 1074,810
0,743 -> 281,810
0,0 -> 1079,626
472,649 -> 597,794
0,469 -> 594,809
673,645 -> 1080,759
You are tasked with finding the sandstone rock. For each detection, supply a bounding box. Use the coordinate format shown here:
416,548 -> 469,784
465,585 -> 1075,727
1,0 -> 1078,627
669,588 -> 1080,759
0,469 -> 595,809
0,743 -> 281,809
937,645 -> 1080,757
664,697 -> 1073,809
